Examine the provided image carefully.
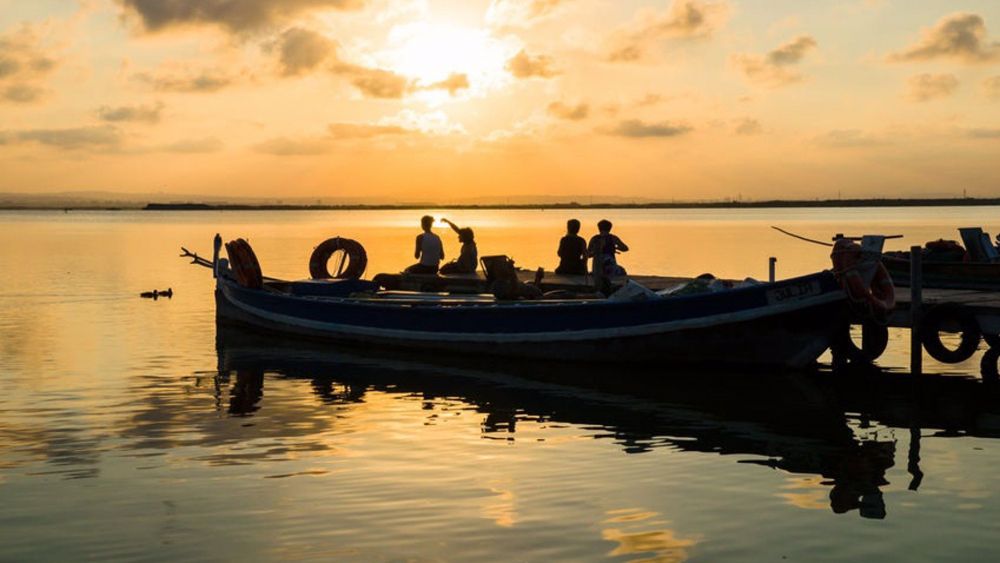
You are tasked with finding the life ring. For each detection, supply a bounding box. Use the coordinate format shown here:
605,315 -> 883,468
920,304 -> 981,364
224,238 -> 263,289
309,237 -> 367,280
831,240 -> 895,321
831,321 -> 889,364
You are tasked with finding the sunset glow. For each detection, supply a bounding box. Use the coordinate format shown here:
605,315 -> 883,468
1,1 -> 1000,203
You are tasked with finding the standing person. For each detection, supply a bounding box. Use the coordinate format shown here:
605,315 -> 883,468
439,218 -> 478,274
588,219 -> 629,292
555,219 -> 587,275
405,215 -> 444,274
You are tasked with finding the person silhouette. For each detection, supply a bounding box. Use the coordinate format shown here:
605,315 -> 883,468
405,215 -> 444,274
555,219 -> 587,275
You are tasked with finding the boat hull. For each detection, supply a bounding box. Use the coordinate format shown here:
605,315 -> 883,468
215,272 -> 847,369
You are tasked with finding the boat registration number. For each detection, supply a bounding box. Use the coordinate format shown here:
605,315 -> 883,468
766,280 -> 822,305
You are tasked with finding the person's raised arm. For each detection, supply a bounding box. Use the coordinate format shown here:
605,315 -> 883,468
615,236 -> 629,252
414,233 -> 423,259
442,218 -> 462,234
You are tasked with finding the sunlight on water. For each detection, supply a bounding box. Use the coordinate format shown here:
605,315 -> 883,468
2,208 -> 1000,561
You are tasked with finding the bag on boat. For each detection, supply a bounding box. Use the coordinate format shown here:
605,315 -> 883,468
608,280 -> 659,302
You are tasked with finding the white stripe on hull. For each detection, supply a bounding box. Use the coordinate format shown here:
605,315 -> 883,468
219,280 -> 844,344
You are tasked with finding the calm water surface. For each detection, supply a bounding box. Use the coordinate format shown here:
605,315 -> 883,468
2,208 -> 1000,561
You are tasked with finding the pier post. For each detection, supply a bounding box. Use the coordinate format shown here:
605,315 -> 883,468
768,257 -> 776,283
910,246 -> 923,376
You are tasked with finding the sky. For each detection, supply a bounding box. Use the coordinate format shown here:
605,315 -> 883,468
1,0 -> 999,202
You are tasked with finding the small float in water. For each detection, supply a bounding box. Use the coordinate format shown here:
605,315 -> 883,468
182,234 -> 859,369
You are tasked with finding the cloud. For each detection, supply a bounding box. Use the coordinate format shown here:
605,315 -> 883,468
0,25 -> 59,104
607,0 -> 729,62
984,76 -> 1000,100
2,84 -> 45,103
421,73 -> 469,95
160,137 -> 224,153
134,67 -> 239,93
733,35 -> 817,87
270,27 -> 336,76
332,63 -> 410,98
1,126 -> 122,149
734,118 -> 762,135
506,50 -> 559,79
253,136 -> 331,155
602,119 -> 692,138
547,101 -> 589,120
119,0 -> 367,34
327,123 -> 411,138
97,102 -> 165,124
907,73 -> 958,102
968,128 -> 1000,139
634,94 -> 664,107
255,121 -> 417,154
486,0 -> 566,29
814,129 -> 885,148
889,13 -> 1000,64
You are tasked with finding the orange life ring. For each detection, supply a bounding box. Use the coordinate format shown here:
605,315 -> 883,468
225,238 -> 263,289
309,237 -> 367,280
831,239 -> 895,316
841,262 -> 895,315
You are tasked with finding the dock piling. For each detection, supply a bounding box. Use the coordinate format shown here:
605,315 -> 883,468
769,257 -> 777,283
910,246 -> 923,375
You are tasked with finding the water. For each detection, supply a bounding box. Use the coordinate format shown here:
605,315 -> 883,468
2,207 -> 1000,561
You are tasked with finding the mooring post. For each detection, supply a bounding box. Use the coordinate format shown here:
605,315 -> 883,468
768,257 -> 777,283
212,233 -> 222,278
910,245 -> 923,376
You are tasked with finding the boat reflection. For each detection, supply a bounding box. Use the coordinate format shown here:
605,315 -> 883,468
216,323 -> 1000,520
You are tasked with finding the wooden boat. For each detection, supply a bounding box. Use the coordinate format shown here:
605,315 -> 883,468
190,235 -> 850,369
882,227 -> 1000,290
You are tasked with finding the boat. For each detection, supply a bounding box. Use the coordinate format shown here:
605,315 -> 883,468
882,227 -> 1000,290
185,234 -> 851,369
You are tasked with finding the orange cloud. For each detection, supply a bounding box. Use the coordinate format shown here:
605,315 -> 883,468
607,0 -> 729,62
547,101 -> 589,120
601,119 -> 692,138
506,50 -> 559,79
134,67 -> 242,93
733,35 -> 818,87
97,102 -> 165,124
270,27 -> 336,76
889,13 -> 1000,64
907,73 -> 959,102
0,25 -> 58,104
119,0 -> 368,34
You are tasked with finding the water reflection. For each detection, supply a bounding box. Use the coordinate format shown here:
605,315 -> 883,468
214,323 -> 1000,522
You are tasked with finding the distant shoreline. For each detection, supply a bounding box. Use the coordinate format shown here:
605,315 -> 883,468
2,197 -> 1000,211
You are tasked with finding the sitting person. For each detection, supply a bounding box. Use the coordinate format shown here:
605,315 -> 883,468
404,215 -> 444,274
588,219 -> 629,293
439,218 -> 478,275
555,219 -> 587,275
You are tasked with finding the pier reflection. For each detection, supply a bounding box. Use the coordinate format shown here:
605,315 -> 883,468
214,324 -> 1000,521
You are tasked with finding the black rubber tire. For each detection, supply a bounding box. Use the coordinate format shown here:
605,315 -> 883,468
980,347 -> 1000,382
983,333 -> 1000,349
920,304 -> 981,364
831,322 -> 889,363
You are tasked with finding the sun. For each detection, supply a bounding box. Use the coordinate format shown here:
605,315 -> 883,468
381,21 -> 515,94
